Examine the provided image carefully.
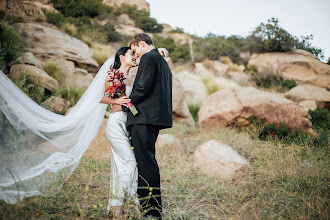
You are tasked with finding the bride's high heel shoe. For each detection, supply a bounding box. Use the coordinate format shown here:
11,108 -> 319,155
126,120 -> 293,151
107,206 -> 124,219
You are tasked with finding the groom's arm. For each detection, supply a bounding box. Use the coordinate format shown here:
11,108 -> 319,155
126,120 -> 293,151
130,56 -> 157,106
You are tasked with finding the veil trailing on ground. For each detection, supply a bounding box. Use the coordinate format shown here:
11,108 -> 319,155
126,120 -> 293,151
0,58 -> 114,204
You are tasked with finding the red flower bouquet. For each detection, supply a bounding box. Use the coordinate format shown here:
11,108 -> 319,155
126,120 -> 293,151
105,65 -> 138,116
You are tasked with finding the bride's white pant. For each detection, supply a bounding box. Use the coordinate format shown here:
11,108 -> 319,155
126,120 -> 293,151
106,111 -> 138,210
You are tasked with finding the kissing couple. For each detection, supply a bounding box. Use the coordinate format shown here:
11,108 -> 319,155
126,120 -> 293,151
100,33 -> 173,219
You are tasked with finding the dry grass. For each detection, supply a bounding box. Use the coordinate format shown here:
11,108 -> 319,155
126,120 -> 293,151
0,121 -> 328,219
62,22 -> 77,37
202,74 -> 239,95
92,43 -> 113,65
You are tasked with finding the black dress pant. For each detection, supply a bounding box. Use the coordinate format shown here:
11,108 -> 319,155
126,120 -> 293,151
130,124 -> 162,217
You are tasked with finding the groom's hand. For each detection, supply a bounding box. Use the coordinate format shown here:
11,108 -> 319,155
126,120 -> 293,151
111,104 -> 122,113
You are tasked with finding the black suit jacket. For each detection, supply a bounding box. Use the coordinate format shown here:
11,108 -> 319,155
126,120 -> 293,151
126,49 -> 173,129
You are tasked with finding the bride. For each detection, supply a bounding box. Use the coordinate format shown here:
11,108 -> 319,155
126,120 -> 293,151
0,44 -> 167,218
100,46 -> 168,218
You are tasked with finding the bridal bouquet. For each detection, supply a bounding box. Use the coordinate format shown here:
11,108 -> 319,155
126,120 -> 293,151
105,65 -> 138,116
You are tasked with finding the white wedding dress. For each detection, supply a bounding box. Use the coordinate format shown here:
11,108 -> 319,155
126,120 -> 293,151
106,86 -> 138,210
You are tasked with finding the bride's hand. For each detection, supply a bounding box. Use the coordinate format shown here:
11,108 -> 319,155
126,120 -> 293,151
158,48 -> 169,58
115,96 -> 131,107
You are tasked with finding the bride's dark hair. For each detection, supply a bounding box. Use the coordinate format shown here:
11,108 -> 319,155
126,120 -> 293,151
113,46 -> 130,69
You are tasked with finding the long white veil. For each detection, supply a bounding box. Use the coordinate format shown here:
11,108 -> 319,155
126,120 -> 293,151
0,58 -> 114,204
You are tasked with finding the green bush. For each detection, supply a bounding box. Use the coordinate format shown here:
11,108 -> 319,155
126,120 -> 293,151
14,71 -> 44,104
52,0 -> 103,18
153,35 -> 190,62
103,23 -> 120,42
308,108 -> 330,130
248,18 -> 298,53
193,34 -> 248,63
248,18 -> 324,60
296,35 -> 324,60
43,10 -> 65,27
281,79 -> 297,89
188,102 -> 201,123
115,4 -> 163,33
55,84 -> 84,106
43,60 -> 65,83
170,27 -> 184,33
0,23 -> 23,63
247,116 -> 328,148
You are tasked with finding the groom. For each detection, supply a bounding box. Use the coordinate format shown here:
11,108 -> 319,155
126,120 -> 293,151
127,33 -> 172,217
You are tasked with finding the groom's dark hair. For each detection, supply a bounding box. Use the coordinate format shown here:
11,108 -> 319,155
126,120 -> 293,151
129,33 -> 154,47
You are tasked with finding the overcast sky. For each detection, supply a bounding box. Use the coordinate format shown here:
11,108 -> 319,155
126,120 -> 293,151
146,0 -> 330,61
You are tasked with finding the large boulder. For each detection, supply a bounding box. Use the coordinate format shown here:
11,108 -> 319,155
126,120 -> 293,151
40,96 -> 71,114
199,87 -> 314,134
9,64 -> 58,92
115,24 -> 144,37
193,140 -> 249,179
117,14 -> 135,26
176,74 -> 207,104
248,50 -> 330,89
156,134 -> 185,155
10,52 -> 43,69
102,0 -> 150,12
16,23 -> 99,72
285,85 -> 330,110
172,74 -> 195,126
23,0 -> 58,14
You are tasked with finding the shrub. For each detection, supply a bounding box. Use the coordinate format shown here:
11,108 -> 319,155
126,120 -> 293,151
248,18 -> 324,60
153,35 -> 190,62
194,34 -> 247,63
25,10 -> 45,22
55,84 -> 84,106
103,23 -> 119,42
170,27 -> 184,33
202,75 -> 221,95
14,71 -> 44,103
281,79 -> 297,90
248,18 -> 298,53
296,35 -> 324,60
115,4 -> 163,33
308,108 -> 330,130
43,10 -> 65,27
92,43 -> 112,65
52,0 -> 103,18
43,60 -> 65,83
247,116 -> 328,148
0,23 -> 23,63
62,22 -> 77,36
188,102 -> 201,123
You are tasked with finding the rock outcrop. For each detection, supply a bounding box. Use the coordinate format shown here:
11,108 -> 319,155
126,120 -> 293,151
40,96 -> 71,114
285,85 -> 330,110
156,134 -> 185,155
248,50 -> 330,89
199,87 -> 314,134
193,140 -> 249,179
172,74 -> 195,126
102,0 -> 150,12
9,64 -> 59,92
16,23 -> 99,72
176,74 -> 207,104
